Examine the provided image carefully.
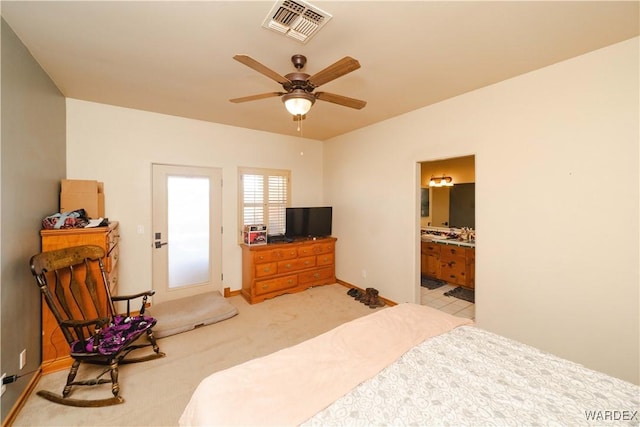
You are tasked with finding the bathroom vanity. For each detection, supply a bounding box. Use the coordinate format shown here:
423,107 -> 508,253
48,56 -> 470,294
421,233 -> 475,289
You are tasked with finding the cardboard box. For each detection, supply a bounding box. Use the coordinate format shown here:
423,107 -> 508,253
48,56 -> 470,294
243,224 -> 267,245
60,179 -> 105,218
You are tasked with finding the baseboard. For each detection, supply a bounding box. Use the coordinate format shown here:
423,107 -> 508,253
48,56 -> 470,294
335,278 -> 397,306
223,287 -> 241,298
2,367 -> 42,427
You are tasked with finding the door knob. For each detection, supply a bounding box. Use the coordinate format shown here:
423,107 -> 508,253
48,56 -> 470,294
154,241 -> 168,249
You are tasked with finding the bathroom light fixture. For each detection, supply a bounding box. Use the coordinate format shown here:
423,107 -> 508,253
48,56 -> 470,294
282,90 -> 316,116
429,176 -> 454,187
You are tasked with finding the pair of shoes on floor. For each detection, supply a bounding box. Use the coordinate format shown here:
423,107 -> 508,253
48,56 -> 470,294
347,287 -> 386,309
362,288 -> 385,309
347,288 -> 361,298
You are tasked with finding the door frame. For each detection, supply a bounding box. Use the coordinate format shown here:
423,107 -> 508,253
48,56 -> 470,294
151,163 -> 223,304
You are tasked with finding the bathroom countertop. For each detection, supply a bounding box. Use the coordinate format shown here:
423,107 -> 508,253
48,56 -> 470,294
421,235 -> 475,248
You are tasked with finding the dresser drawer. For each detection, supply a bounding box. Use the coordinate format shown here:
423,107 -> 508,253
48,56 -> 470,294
440,261 -> 467,285
105,243 -> 119,272
316,252 -> 334,267
255,275 -> 298,296
467,248 -> 475,265
278,256 -> 315,274
299,266 -> 334,285
108,270 -> 118,295
439,245 -> 466,261
297,242 -> 334,257
313,242 -> 334,255
421,241 -> 440,255
254,262 -> 278,278
297,245 -> 315,257
106,226 -> 120,253
254,247 -> 298,263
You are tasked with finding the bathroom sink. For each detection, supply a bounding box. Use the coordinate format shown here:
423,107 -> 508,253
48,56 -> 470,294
422,235 -> 448,241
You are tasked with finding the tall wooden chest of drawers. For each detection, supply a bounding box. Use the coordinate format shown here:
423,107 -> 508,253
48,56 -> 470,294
39,222 -> 120,373
241,237 -> 336,304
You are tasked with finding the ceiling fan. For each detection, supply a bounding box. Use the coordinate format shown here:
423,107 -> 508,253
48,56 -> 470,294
229,54 -> 366,118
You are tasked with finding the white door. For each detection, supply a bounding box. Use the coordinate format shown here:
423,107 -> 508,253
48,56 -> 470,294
151,164 -> 222,304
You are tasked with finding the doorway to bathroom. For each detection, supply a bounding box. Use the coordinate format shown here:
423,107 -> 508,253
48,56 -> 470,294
418,155 -> 475,320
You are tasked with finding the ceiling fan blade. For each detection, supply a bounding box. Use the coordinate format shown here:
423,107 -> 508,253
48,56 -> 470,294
233,55 -> 290,85
315,92 -> 367,109
307,57 -> 361,87
229,92 -> 284,103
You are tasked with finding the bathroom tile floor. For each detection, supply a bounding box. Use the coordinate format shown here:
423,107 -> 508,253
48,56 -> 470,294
421,283 -> 475,320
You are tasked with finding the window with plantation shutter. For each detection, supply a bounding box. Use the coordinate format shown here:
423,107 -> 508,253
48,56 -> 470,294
238,167 -> 290,241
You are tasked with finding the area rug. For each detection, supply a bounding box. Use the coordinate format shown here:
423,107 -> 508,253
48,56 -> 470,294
147,291 -> 238,338
421,276 -> 445,290
443,286 -> 475,303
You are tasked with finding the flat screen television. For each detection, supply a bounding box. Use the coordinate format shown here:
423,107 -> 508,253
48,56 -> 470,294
285,207 -> 332,239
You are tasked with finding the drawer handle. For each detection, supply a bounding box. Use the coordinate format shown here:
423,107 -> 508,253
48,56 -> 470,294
287,279 -> 293,285
285,263 -> 292,269
263,267 -> 271,273
262,284 -> 269,290
304,261 -> 310,265
313,273 -> 320,279
258,256 -> 265,261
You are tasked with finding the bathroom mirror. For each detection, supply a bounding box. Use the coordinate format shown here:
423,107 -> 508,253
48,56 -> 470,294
426,184 -> 475,228
420,155 -> 475,229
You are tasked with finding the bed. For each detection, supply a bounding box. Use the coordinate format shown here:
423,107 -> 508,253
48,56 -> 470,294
179,303 -> 639,426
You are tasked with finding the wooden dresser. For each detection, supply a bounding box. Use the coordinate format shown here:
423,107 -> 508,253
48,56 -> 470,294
39,222 -> 120,373
241,237 -> 336,304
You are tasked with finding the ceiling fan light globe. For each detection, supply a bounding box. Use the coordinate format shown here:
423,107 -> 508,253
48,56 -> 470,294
282,91 -> 315,116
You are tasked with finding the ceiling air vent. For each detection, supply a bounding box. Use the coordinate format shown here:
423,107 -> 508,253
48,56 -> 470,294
262,0 -> 332,44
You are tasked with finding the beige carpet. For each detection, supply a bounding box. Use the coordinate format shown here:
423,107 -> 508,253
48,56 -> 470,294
13,284 -> 384,426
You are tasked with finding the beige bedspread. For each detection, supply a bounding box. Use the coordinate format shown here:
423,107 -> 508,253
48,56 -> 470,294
179,303 -> 473,426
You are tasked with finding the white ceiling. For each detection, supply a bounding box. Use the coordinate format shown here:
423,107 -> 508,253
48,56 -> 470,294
2,1 -> 638,141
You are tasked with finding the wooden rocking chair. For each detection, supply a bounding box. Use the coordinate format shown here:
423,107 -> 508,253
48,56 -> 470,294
30,245 -> 165,407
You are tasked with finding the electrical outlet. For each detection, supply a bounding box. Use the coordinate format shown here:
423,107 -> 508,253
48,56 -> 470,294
19,349 -> 27,370
1,373 -> 6,396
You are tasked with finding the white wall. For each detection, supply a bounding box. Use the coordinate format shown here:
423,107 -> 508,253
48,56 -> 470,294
66,38 -> 639,385
325,37 -> 639,384
66,101 -> 324,297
